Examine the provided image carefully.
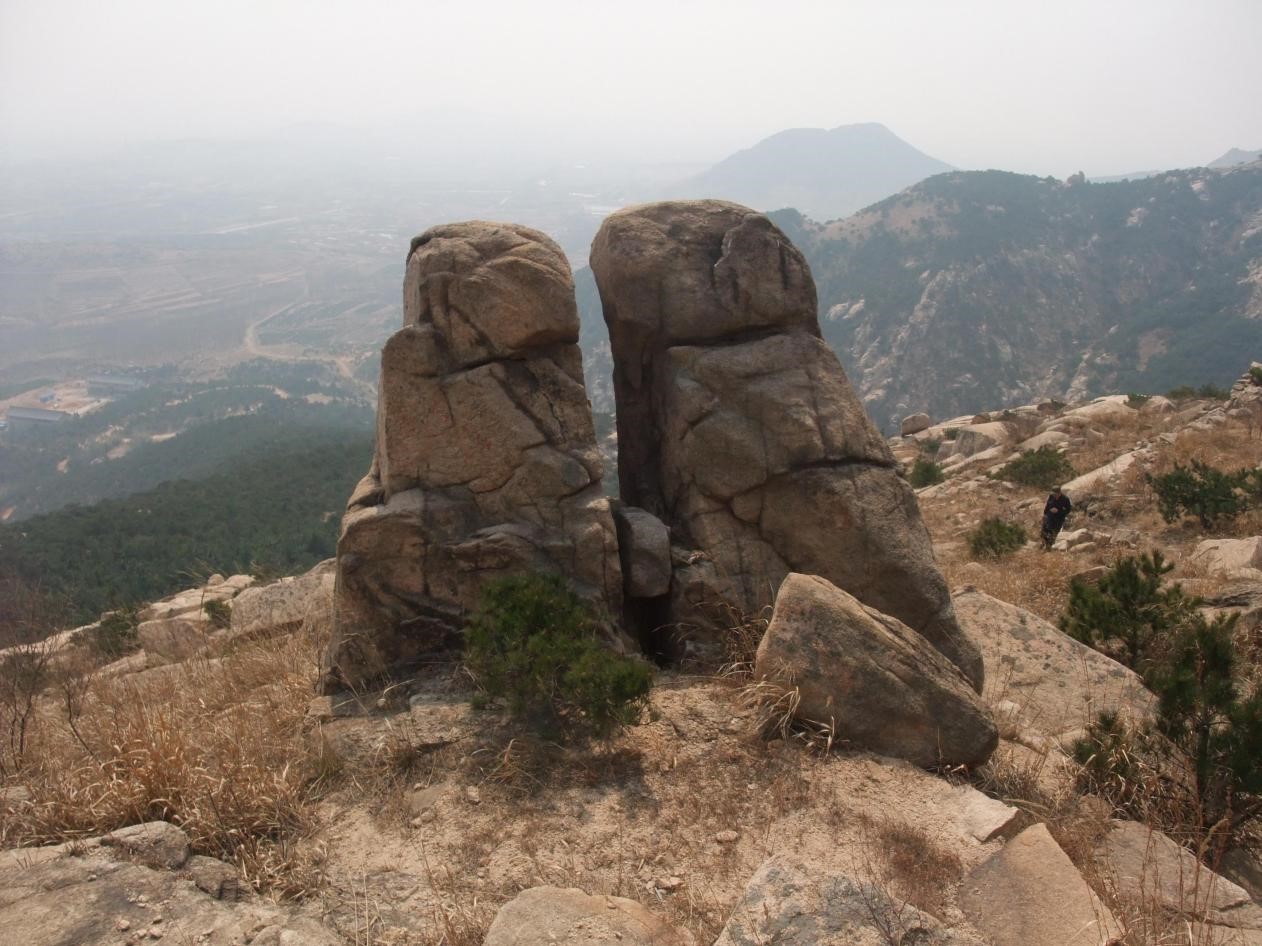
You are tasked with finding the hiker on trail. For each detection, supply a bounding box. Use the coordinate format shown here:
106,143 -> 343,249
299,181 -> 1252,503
1041,486 -> 1072,549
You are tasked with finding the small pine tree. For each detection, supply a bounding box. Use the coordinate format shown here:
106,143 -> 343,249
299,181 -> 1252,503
464,573 -> 651,738
967,518 -> 1026,558
1067,558 -> 1262,846
1150,613 -> 1262,838
1146,461 -> 1250,530
993,446 -> 1076,491
1059,551 -> 1195,672
908,457 -> 946,488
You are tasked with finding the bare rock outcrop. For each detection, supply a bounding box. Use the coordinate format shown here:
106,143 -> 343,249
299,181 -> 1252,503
960,823 -> 1119,946
322,222 -> 622,690
0,824 -> 341,946
1097,820 -> 1252,922
715,856 -> 984,945
755,574 -> 996,768
483,886 -> 692,946
590,200 -> 980,687
953,588 -> 1153,743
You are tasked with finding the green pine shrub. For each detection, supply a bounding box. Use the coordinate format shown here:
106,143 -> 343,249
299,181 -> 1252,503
1150,613 -> 1262,833
1126,393 -> 1151,408
91,608 -> 140,658
908,458 -> 946,488
1072,711 -> 1147,808
1066,553 -> 1262,848
204,598 -> 231,629
1059,551 -> 1194,672
944,427 -> 960,441
464,573 -> 651,737
967,518 -> 1026,559
1249,365 -> 1262,386
993,446 -> 1076,491
1146,461 -> 1252,530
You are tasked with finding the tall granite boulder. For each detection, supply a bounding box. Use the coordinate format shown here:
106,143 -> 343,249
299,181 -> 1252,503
590,200 -> 981,688
322,222 -> 622,690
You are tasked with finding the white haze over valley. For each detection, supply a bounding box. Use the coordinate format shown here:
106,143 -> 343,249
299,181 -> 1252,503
2,0 -> 1260,179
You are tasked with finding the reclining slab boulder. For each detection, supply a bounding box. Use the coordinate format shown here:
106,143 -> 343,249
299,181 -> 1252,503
590,200 -> 981,688
322,222 -> 622,690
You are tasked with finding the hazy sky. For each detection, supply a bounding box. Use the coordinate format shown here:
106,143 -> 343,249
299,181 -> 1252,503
2,0 -> 1259,176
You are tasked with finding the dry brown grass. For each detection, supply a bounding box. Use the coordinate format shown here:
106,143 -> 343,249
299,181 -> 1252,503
940,545 -> 1096,623
0,626 -> 331,898
865,818 -> 963,919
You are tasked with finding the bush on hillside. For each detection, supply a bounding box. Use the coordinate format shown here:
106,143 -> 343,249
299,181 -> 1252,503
1249,365 -> 1262,386
1067,552 -> 1262,849
1059,551 -> 1194,672
1146,461 -> 1253,530
1074,612 -> 1262,849
1126,393 -> 1151,408
967,518 -> 1026,559
90,608 -> 141,659
1150,613 -> 1262,832
919,438 -> 942,456
464,573 -> 651,738
204,598 -> 231,629
944,427 -> 960,441
908,458 -> 946,488
993,446 -> 1076,491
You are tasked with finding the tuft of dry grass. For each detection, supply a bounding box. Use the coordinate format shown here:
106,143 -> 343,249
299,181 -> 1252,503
715,605 -> 773,681
0,625 -> 332,898
867,819 -> 963,919
736,677 -> 835,752
940,545 -> 1093,623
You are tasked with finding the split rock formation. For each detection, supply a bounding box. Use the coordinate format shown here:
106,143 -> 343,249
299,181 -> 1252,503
322,222 -> 622,690
590,200 -> 982,687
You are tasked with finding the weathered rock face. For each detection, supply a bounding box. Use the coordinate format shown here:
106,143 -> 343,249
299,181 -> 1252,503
483,886 -> 691,946
714,856 -> 984,946
960,823 -> 1119,946
323,222 -> 622,690
1097,820 -> 1252,921
0,823 -> 342,946
591,200 -> 980,687
755,574 -> 997,768
953,588 -> 1153,743
901,412 -> 932,436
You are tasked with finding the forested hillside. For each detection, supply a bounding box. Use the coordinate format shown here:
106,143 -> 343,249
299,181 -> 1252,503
0,431 -> 373,623
1,360 -> 372,520
789,163 -> 1262,428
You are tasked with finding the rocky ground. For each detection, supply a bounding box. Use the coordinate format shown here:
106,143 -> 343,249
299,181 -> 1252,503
3,367 -> 1262,946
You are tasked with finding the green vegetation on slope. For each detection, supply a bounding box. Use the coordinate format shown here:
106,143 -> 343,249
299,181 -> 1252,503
0,360 -> 372,520
792,165 -> 1262,429
0,431 -> 373,623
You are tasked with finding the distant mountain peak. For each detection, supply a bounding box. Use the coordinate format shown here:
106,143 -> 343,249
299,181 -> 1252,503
1209,147 -> 1262,168
675,123 -> 953,222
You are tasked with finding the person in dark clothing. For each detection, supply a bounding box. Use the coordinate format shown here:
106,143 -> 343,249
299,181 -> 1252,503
1041,486 -> 1072,549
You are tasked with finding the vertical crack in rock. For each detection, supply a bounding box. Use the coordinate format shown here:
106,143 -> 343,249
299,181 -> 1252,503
322,221 -> 623,691
591,199 -> 983,688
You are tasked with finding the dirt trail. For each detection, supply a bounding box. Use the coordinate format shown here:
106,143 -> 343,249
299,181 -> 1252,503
241,301 -> 377,401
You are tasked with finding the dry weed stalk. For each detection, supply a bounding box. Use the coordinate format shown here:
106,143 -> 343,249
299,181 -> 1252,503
848,814 -> 963,944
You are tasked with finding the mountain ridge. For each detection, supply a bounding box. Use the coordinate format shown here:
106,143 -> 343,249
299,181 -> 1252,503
673,122 -> 954,221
